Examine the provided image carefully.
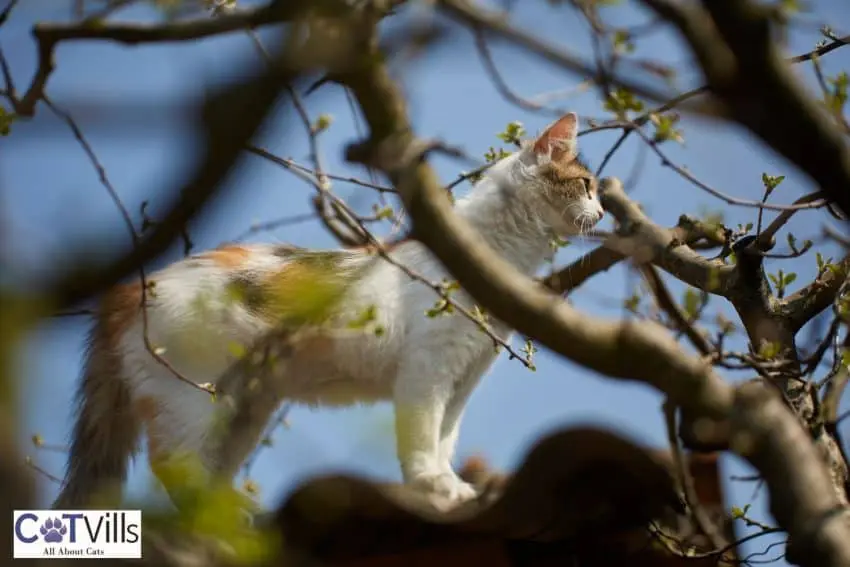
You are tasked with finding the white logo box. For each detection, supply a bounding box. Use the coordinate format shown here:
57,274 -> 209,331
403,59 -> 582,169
13,510 -> 142,559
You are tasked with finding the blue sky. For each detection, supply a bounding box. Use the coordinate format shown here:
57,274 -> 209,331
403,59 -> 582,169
3,0 -> 850,563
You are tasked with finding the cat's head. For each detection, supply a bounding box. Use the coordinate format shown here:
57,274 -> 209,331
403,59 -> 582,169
513,112 -> 604,236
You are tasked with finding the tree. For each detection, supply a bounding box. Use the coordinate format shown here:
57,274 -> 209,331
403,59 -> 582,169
2,0 -> 850,565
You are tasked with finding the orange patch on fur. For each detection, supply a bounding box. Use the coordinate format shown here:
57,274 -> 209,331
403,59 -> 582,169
133,395 -> 160,424
98,281 -> 143,349
199,245 -> 252,268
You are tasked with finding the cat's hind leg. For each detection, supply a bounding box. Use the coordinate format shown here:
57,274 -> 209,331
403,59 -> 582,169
132,370 -> 221,507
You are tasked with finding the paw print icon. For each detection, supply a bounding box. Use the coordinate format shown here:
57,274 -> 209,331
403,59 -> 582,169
40,518 -> 67,543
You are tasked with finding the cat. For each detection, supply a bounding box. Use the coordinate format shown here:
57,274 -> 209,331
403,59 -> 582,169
53,111 -> 604,510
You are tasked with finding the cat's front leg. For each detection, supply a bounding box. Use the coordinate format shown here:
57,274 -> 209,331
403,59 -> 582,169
438,353 -> 495,473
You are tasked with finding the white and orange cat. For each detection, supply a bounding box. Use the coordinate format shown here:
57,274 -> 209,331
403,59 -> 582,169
54,111 -> 604,510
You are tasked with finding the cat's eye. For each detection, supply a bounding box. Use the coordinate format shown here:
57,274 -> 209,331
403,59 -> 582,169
580,178 -> 593,198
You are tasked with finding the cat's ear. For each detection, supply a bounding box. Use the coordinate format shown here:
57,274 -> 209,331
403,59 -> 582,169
532,112 -> 578,162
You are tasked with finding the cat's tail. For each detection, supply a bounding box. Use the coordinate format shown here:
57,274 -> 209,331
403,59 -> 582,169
53,332 -> 141,510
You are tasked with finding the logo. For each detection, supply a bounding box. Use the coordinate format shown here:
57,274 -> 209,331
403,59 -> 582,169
13,510 -> 142,559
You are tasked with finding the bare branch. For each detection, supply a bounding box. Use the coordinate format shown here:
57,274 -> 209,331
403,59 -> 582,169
756,192 -> 825,250
663,400 -> 727,550
472,26 -> 562,116
642,265 -> 713,356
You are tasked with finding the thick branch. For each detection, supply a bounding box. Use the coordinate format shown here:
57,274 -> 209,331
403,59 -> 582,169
600,183 -> 737,295
542,246 -> 623,294
543,214 -> 727,295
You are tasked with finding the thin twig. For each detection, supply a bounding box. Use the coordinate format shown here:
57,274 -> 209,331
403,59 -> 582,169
0,0 -> 18,26
24,456 -> 63,485
231,212 -> 318,242
663,399 -> 729,552
246,146 -> 395,193
641,265 -> 712,356
630,126 -> 829,212
472,26 -> 562,116
43,97 -> 212,397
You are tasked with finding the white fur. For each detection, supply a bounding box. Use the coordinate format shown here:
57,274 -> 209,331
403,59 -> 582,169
113,120 -> 604,507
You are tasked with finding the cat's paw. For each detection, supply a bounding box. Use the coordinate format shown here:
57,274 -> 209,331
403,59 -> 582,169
410,471 -> 478,511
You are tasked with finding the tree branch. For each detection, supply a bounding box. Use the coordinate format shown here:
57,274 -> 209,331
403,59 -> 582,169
542,213 -> 727,295
599,182 -> 737,296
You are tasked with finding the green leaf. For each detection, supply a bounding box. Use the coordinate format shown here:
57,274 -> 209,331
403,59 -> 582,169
0,106 -> 16,136
227,342 -> 247,359
312,113 -> 334,133
779,0 -> 803,14
496,121 -> 526,146
604,87 -> 645,116
841,349 -> 850,369
682,289 -> 701,319
520,338 -> 538,371
425,297 -> 454,318
761,173 -> 785,194
826,71 -> 848,114
649,112 -> 683,144
816,252 -> 834,275
549,236 -> 571,251
758,341 -> 782,360
347,304 -> 378,330
373,205 -> 394,220
148,455 -> 278,565
263,252 -> 355,327
484,147 -> 512,163
612,29 -> 635,54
